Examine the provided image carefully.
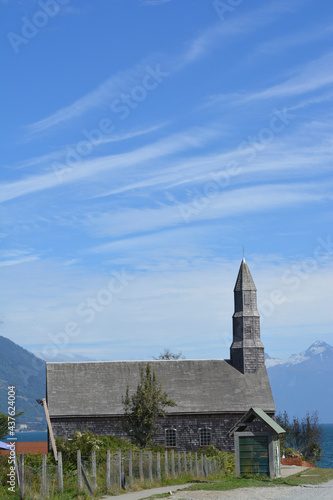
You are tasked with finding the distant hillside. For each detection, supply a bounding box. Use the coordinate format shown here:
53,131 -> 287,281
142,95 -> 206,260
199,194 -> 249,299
266,341 -> 333,423
0,336 -> 46,431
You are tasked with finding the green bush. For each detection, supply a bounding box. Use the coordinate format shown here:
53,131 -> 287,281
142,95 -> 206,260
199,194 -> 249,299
56,430 -> 140,471
276,411 -> 323,464
198,445 -> 235,475
150,444 -> 167,453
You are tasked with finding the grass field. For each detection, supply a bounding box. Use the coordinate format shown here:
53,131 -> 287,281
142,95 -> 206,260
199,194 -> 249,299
1,467 -> 332,499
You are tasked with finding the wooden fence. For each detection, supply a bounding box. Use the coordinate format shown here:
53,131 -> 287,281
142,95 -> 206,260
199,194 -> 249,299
17,449 -> 219,498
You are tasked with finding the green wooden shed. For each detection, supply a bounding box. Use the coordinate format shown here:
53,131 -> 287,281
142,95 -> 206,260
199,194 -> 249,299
228,407 -> 285,478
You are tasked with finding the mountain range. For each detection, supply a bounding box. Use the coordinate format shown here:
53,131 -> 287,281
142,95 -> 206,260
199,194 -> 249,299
0,336 -> 332,430
0,335 -> 46,431
266,340 -> 333,423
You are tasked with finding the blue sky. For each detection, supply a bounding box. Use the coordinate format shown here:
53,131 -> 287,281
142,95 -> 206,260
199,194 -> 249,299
1,0 -> 332,363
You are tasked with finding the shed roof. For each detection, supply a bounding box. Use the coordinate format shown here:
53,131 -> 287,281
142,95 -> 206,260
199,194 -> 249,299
46,359 -> 275,417
228,407 -> 285,436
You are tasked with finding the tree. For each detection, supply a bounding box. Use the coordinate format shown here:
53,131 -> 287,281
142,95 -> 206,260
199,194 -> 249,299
122,364 -> 176,448
275,410 -> 323,463
153,348 -> 185,360
0,411 -> 24,440
0,412 -> 8,440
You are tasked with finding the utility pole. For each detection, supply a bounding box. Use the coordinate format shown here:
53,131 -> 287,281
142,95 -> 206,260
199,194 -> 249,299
37,398 -> 58,461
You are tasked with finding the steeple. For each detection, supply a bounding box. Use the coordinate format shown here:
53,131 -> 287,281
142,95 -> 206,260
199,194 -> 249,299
234,258 -> 257,293
230,259 -> 265,374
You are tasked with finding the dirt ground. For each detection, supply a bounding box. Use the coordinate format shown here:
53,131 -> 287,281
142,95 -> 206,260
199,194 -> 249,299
170,480 -> 333,500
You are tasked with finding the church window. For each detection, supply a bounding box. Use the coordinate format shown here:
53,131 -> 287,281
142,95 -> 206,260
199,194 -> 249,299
165,428 -> 177,447
199,427 -> 211,446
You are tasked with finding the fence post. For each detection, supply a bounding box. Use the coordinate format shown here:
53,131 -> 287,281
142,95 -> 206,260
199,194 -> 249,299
149,451 -> 153,482
157,452 -> 161,481
129,450 -> 133,488
164,450 -> 168,477
19,453 -> 24,499
77,450 -> 82,491
106,450 -> 111,491
41,453 -> 48,498
139,450 -> 144,482
204,455 -> 208,477
200,454 -> 204,476
184,451 -> 187,473
58,451 -> 63,492
171,450 -> 175,477
189,452 -> 193,475
195,452 -> 199,477
92,449 -> 97,491
177,452 -> 181,475
118,449 -> 122,489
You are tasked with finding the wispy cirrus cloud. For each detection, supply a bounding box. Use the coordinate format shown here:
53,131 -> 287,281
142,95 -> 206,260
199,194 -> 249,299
23,1 -> 297,139
24,63 -> 164,139
0,127 -> 219,202
7,123 -> 167,172
86,180 -> 332,241
0,256 -> 39,267
95,118 -> 333,199
139,0 -> 172,5
207,52 -> 333,107
255,23 -> 333,55
176,0 -> 299,67
0,249 -> 40,267
3,114 -> 332,205
243,51 -> 333,102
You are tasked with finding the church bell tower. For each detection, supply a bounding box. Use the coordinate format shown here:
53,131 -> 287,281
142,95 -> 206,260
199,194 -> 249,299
230,258 -> 265,373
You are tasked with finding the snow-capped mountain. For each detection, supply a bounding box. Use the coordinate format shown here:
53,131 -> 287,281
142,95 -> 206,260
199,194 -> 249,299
265,340 -> 333,369
266,341 -> 333,423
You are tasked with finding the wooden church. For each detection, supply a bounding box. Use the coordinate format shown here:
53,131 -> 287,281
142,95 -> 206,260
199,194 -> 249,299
46,259 -> 275,451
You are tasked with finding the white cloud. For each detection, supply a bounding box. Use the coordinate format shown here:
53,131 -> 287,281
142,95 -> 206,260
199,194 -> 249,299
244,52 -> 333,101
0,249 -> 40,267
139,0 -> 172,5
0,256 -> 39,267
23,1 -> 297,138
0,127 -> 218,202
252,23 -> 333,56
206,52 -> 333,109
10,123 -> 167,172
24,63 -> 162,138
85,181 -> 331,240
176,0 -> 299,68
96,131 -> 333,199
208,52 -> 333,106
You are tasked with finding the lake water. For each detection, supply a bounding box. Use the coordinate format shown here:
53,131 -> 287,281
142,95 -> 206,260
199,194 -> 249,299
320,424 -> 333,468
3,431 -> 47,442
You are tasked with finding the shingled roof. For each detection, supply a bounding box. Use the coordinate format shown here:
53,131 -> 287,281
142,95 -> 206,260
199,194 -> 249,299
234,258 -> 257,292
46,359 -> 275,417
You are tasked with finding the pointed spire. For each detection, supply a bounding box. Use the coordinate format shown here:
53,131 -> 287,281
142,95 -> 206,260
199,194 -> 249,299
230,259 -> 264,374
234,259 -> 257,292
